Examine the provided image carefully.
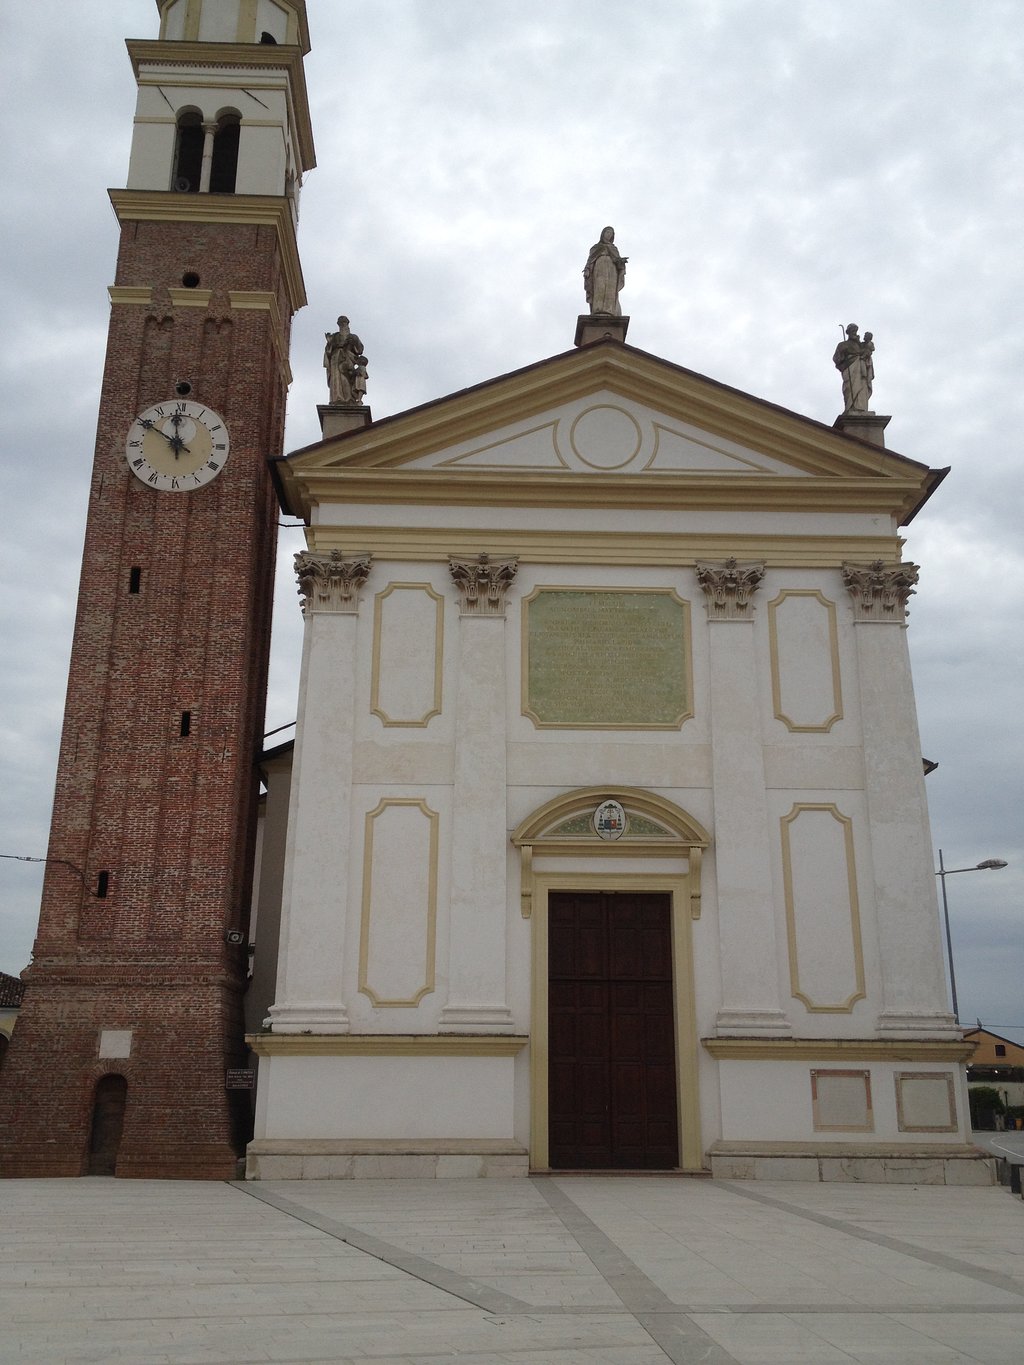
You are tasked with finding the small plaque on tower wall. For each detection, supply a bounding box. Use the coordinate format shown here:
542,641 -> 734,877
523,588 -> 692,728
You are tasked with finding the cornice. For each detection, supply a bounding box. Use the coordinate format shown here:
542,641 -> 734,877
126,39 -> 315,171
702,1037 -> 976,1062
109,190 -> 306,314
305,526 -> 903,568
283,467 -> 929,522
247,1033 -> 529,1057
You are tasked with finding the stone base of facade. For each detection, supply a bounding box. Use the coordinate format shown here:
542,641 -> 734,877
245,1138 -> 530,1180
707,1141 -> 997,1185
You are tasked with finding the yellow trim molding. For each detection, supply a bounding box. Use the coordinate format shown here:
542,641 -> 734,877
370,583 -> 444,727
248,1033 -> 528,1057
168,287 -> 213,307
810,1068 -> 874,1132
529,872 -> 703,1173
438,420 -> 567,469
646,420 -> 774,473
358,798 -> 439,1007
288,346 -> 933,476
511,786 -> 710,919
520,586 -> 693,731
894,1070 -> 958,1133
781,803 -> 866,1012
307,526 -> 903,569
108,286 -> 153,306
109,190 -> 306,314
569,403 -> 643,469
768,589 -> 843,733
703,1037 -> 976,1062
292,469 -> 929,518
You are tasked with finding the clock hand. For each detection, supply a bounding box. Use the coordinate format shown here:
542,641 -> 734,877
140,417 -> 191,457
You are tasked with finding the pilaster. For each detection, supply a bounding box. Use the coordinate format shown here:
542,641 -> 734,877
266,553 -> 372,1034
439,555 -> 519,1032
842,562 -> 957,1038
700,560 -> 792,1037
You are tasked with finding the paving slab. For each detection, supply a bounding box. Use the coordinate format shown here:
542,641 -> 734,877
0,1176 -> 1022,1363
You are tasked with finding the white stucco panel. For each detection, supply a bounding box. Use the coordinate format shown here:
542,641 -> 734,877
257,1055 -> 517,1139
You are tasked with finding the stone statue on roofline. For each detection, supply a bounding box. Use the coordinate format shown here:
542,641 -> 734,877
323,316 -> 368,405
833,323 -> 875,414
583,226 -> 627,316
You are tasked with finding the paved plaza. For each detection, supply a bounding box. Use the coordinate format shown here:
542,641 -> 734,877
1,1174 -> 1023,1364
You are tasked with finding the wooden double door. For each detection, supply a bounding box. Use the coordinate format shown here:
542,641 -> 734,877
548,890 -> 679,1169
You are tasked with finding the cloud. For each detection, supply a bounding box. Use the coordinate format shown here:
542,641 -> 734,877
1,2 -> 1020,1051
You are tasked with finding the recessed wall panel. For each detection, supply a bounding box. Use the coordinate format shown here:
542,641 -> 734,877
782,803 -> 865,1012
371,583 -> 443,727
768,590 -> 842,732
895,1072 -> 957,1132
811,1069 -> 873,1131
358,799 -> 438,1006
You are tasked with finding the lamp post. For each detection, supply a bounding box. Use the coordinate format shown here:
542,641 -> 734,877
936,851 -> 1008,1023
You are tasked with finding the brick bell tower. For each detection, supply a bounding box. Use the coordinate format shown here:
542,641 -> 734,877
0,0 -> 314,1178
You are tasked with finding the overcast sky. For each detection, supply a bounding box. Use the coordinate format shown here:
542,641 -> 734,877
1,1 -> 1020,1038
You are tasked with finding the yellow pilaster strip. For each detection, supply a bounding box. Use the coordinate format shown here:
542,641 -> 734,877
184,0 -> 202,42
237,0 -> 259,42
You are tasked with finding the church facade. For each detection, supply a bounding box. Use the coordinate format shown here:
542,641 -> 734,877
246,328 -> 983,1182
0,0 -> 987,1184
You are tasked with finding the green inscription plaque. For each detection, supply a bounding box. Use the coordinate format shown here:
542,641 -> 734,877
524,589 -> 691,728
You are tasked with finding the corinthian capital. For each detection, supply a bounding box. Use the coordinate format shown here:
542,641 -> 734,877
448,552 -> 519,616
295,550 -> 372,615
842,560 -> 919,621
696,557 -> 765,620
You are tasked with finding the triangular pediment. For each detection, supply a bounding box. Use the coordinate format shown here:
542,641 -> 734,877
277,341 -> 943,524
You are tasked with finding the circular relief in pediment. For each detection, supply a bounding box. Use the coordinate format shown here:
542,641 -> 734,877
569,405 -> 643,469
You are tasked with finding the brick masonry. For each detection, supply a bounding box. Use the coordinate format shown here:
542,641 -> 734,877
0,210 -> 294,1178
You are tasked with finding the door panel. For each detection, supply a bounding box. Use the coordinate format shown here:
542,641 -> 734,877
548,891 -> 679,1169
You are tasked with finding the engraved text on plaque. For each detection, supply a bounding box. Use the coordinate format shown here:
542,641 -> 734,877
523,588 -> 691,728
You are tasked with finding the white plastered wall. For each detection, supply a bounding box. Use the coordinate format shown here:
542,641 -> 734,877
257,410 -> 960,1159
126,67 -> 294,194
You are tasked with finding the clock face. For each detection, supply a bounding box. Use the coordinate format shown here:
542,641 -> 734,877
125,400 -> 230,492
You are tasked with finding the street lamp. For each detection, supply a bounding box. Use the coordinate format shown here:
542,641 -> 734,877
936,850 -> 1009,1023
